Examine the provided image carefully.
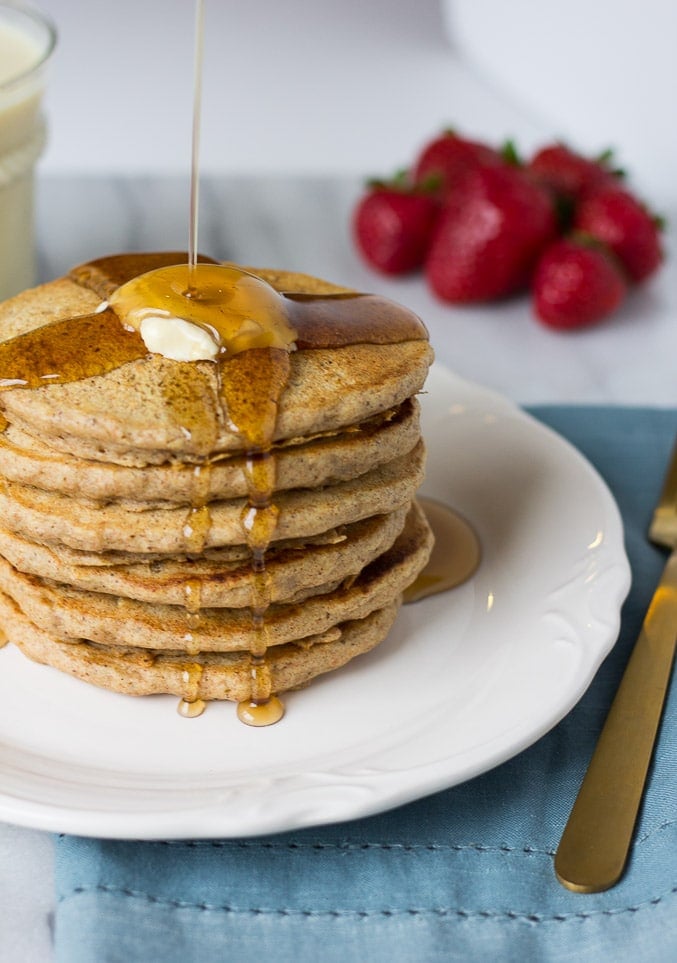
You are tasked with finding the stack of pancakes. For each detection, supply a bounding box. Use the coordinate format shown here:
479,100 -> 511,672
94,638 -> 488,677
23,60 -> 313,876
0,254 -> 433,717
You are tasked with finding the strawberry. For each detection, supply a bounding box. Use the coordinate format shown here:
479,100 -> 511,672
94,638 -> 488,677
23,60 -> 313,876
353,177 -> 440,275
573,185 -> 663,282
532,237 -> 627,329
425,164 -> 557,302
527,143 -> 620,202
413,130 -> 502,199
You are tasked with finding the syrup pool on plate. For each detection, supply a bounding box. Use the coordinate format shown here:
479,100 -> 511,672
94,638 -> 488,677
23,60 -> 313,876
404,497 -> 481,603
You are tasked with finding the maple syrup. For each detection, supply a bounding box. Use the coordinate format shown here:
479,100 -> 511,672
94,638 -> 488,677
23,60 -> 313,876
403,497 -> 481,603
236,694 -> 285,727
108,265 -> 299,723
177,662 -> 206,719
176,661 -> 206,718
0,309 -> 146,390
182,632 -> 201,657
182,661 -> 204,699
109,264 -> 298,357
183,578 -> 203,629
182,462 -> 212,557
178,697 -> 207,718
188,0 -> 205,286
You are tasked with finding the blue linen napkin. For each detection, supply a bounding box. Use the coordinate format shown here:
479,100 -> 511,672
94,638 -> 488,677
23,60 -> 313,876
54,406 -> 677,963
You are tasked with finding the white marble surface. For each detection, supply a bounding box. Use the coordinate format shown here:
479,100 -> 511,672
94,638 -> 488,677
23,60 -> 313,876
36,174 -> 677,407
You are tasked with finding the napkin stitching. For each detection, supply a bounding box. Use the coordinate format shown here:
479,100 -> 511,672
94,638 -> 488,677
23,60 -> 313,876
157,841 -> 557,856
59,883 -> 677,922
636,818 -> 676,844
155,819 -> 677,853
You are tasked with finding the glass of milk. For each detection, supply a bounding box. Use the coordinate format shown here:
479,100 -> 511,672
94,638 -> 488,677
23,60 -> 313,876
0,2 -> 55,301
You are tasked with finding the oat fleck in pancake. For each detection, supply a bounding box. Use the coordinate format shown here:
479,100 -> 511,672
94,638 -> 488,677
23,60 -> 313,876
0,253 -> 434,724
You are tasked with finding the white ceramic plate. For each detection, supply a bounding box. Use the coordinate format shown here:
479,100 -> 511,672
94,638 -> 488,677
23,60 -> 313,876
0,365 -> 630,839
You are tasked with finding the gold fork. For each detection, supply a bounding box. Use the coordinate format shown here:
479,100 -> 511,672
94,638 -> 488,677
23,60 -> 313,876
554,439 -> 677,893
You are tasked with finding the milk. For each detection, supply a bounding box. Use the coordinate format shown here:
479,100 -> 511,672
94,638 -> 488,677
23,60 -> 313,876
0,7 -> 55,300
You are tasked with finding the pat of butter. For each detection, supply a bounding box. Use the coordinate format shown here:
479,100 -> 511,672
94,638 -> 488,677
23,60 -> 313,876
109,263 -> 298,363
138,314 -> 219,362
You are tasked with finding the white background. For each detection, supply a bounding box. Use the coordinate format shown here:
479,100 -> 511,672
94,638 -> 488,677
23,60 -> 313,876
36,0 -> 677,204
39,0 -> 532,174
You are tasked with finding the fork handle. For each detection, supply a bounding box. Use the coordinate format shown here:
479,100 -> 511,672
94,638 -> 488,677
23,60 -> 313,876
554,548 -> 677,893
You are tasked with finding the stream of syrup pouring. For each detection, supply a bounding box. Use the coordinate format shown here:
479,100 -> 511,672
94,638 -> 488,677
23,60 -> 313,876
162,0 -> 286,725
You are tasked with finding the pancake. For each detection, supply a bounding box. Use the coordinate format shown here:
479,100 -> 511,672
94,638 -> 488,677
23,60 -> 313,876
0,501 -> 431,652
0,504 -> 409,607
0,342 -> 432,464
0,442 -> 425,554
0,591 -> 400,702
0,262 -> 433,463
0,399 -> 420,501
0,519 -> 351,568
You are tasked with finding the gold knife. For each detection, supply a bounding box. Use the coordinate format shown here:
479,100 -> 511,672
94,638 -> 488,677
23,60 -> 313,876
554,439 -> 677,893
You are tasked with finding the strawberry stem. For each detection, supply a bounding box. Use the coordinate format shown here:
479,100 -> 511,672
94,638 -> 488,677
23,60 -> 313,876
500,139 -> 521,166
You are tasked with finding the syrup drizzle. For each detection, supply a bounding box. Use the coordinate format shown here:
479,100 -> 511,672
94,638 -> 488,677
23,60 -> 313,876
183,502 -> 211,555
113,267 -> 298,723
227,348 -> 290,725
403,497 -> 481,603
183,463 -> 212,553
183,578 -> 203,630
177,661 -> 206,718
188,0 -> 205,287
0,310 -> 146,390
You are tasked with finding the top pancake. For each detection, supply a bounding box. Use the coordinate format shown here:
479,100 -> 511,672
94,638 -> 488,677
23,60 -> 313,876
0,256 -> 433,463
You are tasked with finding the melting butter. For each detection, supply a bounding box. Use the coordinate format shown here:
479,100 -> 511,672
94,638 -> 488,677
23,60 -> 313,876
109,263 -> 298,362
139,314 -> 219,361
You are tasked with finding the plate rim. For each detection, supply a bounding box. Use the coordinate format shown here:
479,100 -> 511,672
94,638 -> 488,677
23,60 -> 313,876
0,364 -> 631,838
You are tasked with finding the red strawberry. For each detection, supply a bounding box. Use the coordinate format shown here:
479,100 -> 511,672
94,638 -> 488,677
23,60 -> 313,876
574,185 -> 663,282
425,164 -> 557,302
353,179 -> 439,275
532,237 -> 627,329
527,144 -> 620,202
413,130 -> 502,199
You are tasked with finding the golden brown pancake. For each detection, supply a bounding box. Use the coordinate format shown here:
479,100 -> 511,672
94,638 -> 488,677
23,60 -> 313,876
0,501 -> 431,652
0,589 -> 401,702
0,265 -> 433,463
0,442 -> 425,554
0,400 -> 420,501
